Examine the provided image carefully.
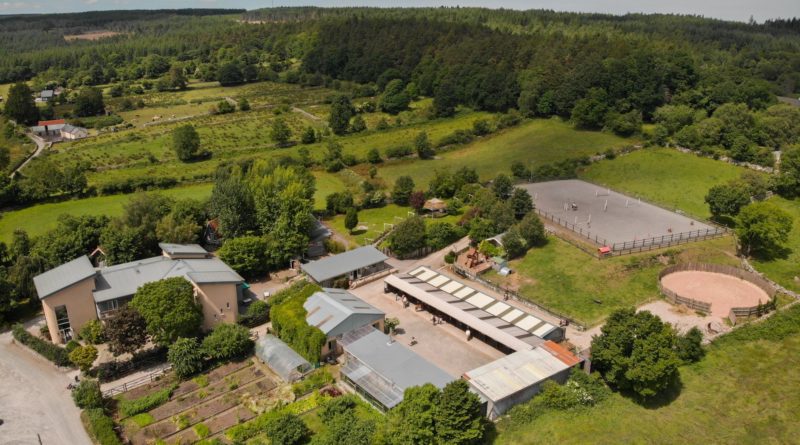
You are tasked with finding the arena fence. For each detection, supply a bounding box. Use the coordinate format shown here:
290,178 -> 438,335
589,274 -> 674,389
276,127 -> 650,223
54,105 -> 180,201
658,263 -> 777,317
535,208 -> 729,257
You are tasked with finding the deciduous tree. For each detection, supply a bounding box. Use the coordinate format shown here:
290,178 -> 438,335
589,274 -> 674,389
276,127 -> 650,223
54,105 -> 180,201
736,202 -> 793,258
105,306 -> 148,356
172,124 -> 201,162
130,277 -> 203,346
168,337 -> 204,379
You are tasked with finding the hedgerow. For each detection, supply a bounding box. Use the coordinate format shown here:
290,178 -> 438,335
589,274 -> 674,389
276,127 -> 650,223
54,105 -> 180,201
269,281 -> 326,364
83,408 -> 122,445
12,324 -> 72,367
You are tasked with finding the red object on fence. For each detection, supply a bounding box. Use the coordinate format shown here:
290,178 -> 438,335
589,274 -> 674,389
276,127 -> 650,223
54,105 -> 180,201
598,246 -> 611,255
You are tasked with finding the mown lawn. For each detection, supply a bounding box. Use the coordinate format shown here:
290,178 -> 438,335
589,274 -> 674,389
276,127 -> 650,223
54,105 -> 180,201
0,183 -> 213,242
379,118 -> 636,188
312,171 -> 347,210
485,235 -> 738,326
579,148 -> 751,219
325,203 -> 466,247
496,305 -> 800,445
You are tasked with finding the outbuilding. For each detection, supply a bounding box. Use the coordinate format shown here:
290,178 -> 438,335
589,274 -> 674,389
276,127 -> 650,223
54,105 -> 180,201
304,288 -> 385,358
340,325 -> 453,410
463,341 -> 581,419
301,245 -> 391,287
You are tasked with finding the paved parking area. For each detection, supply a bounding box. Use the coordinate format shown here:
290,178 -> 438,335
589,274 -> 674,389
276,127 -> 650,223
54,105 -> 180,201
349,277 -> 504,377
0,319 -> 91,445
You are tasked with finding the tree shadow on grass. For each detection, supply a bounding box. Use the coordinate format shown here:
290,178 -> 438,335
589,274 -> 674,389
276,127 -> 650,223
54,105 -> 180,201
750,246 -> 793,262
620,373 -> 684,410
350,229 -> 367,236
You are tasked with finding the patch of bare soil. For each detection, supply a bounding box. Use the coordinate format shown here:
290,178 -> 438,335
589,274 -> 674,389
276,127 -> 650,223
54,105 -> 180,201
64,31 -> 123,41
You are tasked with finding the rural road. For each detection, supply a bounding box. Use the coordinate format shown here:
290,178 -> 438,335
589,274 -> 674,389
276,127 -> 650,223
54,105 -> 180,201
11,134 -> 48,177
0,324 -> 91,445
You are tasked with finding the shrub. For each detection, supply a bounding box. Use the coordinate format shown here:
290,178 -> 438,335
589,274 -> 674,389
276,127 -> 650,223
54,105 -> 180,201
385,145 -> 413,159
131,413 -> 155,427
72,379 -> 103,409
66,339 -> 81,353
83,408 -> 122,445
292,368 -> 334,396
201,323 -> 254,360
676,327 -> 705,363
119,383 -> 178,418
12,324 -> 72,367
239,300 -> 269,328
437,129 -> 474,148
194,422 -> 211,439
264,412 -> 309,445
90,347 -> 167,382
70,345 -> 99,373
79,320 -> 106,345
168,337 -> 205,379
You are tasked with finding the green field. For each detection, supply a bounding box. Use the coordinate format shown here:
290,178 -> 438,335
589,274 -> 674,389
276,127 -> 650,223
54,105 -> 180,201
0,183 -> 212,243
1,116 -> 36,172
751,197 -> 800,293
485,236 -> 738,326
579,148 -> 750,219
379,118 -> 636,188
578,148 -> 798,291
497,305 -> 800,445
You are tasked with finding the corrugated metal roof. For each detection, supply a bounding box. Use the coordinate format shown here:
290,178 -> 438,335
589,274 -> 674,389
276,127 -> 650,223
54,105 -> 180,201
341,326 -> 453,408
301,246 -> 388,283
33,256 -> 95,299
303,288 -> 384,337
464,347 -> 570,402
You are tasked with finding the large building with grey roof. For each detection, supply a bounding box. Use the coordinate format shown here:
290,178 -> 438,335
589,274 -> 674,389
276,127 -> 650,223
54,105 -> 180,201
304,288 -> 385,358
33,243 -> 245,344
340,325 -> 453,410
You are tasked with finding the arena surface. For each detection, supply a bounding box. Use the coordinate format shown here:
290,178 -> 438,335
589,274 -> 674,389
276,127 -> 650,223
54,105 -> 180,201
519,179 -> 719,248
660,271 -> 770,317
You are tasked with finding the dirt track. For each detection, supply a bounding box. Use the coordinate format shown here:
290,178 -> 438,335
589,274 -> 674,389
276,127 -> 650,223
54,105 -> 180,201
661,271 -> 769,317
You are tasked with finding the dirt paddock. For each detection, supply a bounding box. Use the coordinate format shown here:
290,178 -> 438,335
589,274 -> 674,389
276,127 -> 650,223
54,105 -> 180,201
660,271 -> 770,318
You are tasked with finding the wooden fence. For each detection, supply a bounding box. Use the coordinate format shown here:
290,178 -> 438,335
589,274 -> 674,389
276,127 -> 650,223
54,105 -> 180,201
102,364 -> 172,397
658,263 -> 777,316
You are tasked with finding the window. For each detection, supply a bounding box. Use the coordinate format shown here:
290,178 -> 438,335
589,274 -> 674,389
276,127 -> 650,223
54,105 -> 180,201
55,305 -> 72,341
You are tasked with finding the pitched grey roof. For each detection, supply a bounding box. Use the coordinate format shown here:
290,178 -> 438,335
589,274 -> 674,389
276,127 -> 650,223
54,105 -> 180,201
301,246 -> 388,283
61,124 -> 87,136
40,90 -> 54,98
159,243 -> 208,257
341,326 -> 453,409
304,288 -> 384,337
92,255 -> 243,303
33,255 -> 95,300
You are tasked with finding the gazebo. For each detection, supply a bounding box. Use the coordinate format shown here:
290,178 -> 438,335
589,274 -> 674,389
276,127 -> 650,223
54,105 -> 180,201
423,198 -> 448,215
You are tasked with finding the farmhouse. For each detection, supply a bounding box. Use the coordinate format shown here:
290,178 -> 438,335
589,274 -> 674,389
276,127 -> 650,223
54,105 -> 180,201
33,243 -> 244,344
340,325 -> 453,410
385,267 -> 563,353
464,341 -> 581,419
30,119 -> 88,141
301,245 -> 391,287
304,287 -> 385,358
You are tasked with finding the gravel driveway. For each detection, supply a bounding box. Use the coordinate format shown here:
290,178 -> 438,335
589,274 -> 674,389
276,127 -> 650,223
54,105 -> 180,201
0,326 -> 91,445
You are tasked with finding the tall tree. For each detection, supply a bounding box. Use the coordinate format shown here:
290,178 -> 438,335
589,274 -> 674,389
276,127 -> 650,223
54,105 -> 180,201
392,176 -> 415,205
74,87 -> 105,117
270,118 -> 292,147
386,384 -> 440,445
344,207 -> 359,234
209,170 -> 256,238
414,131 -> 434,159
130,277 -> 203,346
433,380 -> 487,445
329,95 -> 354,135
172,124 -> 201,162
4,83 -> 39,125
104,306 -> 148,356
379,79 -> 411,114
735,202 -> 793,258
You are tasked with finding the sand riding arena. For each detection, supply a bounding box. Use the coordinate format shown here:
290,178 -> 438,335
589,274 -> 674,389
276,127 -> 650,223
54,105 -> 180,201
659,264 -> 777,321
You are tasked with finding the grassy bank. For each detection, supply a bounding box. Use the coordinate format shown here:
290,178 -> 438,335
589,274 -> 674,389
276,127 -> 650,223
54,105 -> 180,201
497,304 -> 800,444
485,236 -> 738,326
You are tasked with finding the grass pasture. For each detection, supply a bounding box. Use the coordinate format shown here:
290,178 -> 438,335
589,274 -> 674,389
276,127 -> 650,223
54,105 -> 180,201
497,305 -> 800,445
485,235 -> 738,326
0,183 -> 212,243
379,118 -> 636,188
579,148 -> 750,219
578,148 -> 798,291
